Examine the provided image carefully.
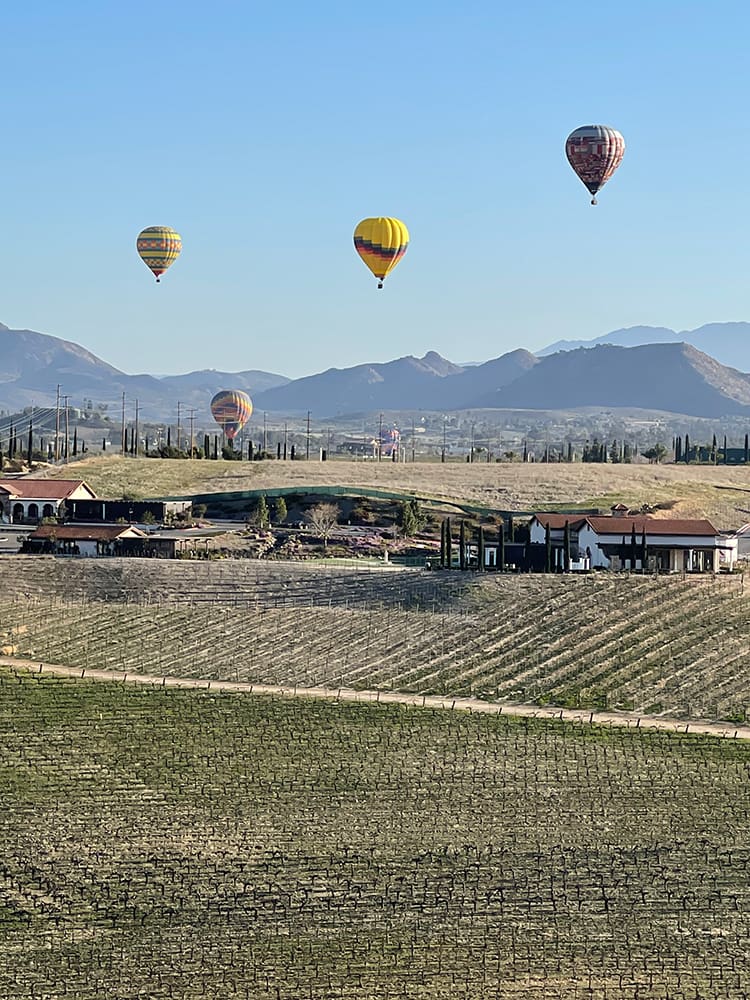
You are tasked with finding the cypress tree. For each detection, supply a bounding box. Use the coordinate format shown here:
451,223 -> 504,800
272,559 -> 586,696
291,445 -> 296,460
675,435 -> 682,462
73,428 -> 78,457
563,520 -> 571,573
102,438 -> 106,451
277,442 -> 281,459
203,434 -> 209,458
711,433 -> 717,464
684,433 -> 690,462
499,523 -> 506,571
167,426 -> 171,448
567,441 -> 573,462
27,422 -> 33,466
439,520 -> 446,567
445,517 -> 452,569
248,441 -> 254,461
745,433 -> 749,464
459,520 -> 466,571
478,525 -> 485,571
508,514 -> 515,542
641,527 -> 648,572
630,524 -> 638,570
545,522 -> 552,573
723,434 -> 728,464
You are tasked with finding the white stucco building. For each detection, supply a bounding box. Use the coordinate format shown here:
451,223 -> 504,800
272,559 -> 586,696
0,479 -> 96,524
529,510 -> 737,573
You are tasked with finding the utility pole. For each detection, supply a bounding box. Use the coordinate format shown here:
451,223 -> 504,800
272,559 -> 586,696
54,384 -> 61,462
378,412 -> 383,462
188,409 -> 195,458
63,395 -> 70,461
306,410 -> 311,460
121,392 -> 126,456
263,412 -> 267,454
134,400 -> 140,457
176,401 -> 182,454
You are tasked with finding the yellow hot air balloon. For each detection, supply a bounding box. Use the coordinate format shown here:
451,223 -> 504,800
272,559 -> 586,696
353,217 -> 409,288
136,226 -> 182,282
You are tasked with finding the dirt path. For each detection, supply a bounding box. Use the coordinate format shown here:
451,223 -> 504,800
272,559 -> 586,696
4,655 -> 750,742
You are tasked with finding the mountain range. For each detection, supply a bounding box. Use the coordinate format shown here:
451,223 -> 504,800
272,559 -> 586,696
3,321 -> 750,421
539,322 -> 750,371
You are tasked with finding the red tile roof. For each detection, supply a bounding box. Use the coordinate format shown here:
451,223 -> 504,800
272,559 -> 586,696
532,513 -> 588,530
584,516 -> 719,537
29,524 -> 146,541
0,479 -> 94,500
533,512 -> 719,537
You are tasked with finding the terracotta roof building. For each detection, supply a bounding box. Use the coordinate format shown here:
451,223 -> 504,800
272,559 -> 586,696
0,479 -> 96,524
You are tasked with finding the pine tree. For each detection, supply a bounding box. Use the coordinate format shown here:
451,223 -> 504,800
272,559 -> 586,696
274,496 -> 287,524
255,494 -> 269,528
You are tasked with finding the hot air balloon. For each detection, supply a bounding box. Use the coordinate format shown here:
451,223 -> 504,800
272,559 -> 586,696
136,226 -> 182,282
353,217 -> 409,288
565,126 -> 625,205
210,390 -> 253,442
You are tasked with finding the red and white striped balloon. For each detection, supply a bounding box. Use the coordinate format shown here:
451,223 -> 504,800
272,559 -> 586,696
565,125 -> 625,205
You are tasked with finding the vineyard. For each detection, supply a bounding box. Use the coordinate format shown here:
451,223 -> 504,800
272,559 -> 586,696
2,667 -> 750,999
0,557 -> 749,720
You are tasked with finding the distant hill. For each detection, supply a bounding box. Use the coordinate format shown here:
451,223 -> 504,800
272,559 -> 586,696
251,349 -> 537,415
539,322 -> 750,372
473,343 -> 750,418
0,325 -> 287,420
252,352 -> 466,414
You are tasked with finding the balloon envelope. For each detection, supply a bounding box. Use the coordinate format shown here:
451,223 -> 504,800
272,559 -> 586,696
565,126 -> 625,202
353,217 -> 409,287
136,226 -> 182,281
210,390 -> 253,441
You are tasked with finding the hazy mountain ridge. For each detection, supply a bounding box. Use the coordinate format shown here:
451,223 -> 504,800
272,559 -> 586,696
476,343 -> 750,418
2,321 -> 750,421
539,322 -> 750,372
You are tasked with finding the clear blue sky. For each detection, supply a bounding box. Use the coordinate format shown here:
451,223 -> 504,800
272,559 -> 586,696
2,1 -> 749,378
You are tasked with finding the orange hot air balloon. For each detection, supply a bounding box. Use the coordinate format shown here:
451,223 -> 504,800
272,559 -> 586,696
210,390 -> 253,441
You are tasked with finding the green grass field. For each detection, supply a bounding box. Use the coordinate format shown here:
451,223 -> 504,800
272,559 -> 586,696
2,666 -> 750,999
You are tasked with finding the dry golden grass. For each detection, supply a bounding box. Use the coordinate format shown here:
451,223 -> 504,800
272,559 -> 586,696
38,454 -> 750,528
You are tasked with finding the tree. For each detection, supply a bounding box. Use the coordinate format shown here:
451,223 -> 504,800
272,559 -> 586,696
397,498 -> 426,537
459,520 -> 466,570
643,443 -> 667,464
273,496 -> 288,524
477,525 -> 485,571
630,524 -> 638,570
745,433 -> 749,465
545,523 -> 552,573
254,494 -> 270,529
507,514 -> 515,542
563,520 -> 571,573
445,517 -> 453,569
684,433 -> 690,462
306,502 -> 339,547
641,527 -> 648,572
499,523 -> 506,571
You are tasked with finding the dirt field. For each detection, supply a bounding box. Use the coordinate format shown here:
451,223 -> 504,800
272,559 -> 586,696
38,454 -> 750,528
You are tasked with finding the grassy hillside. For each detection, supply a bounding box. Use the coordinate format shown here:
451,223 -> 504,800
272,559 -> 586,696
37,454 -> 750,528
2,559 -> 748,721
3,667 -> 750,999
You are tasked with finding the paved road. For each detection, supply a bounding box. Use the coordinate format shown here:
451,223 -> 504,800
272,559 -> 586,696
2,656 -> 750,742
